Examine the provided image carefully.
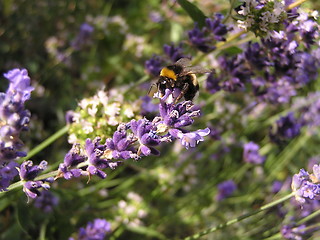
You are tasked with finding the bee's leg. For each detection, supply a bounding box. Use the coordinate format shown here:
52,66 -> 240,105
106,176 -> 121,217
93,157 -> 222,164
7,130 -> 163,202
174,83 -> 189,104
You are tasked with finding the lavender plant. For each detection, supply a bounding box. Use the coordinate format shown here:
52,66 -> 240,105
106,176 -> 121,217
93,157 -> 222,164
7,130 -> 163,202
1,0 -> 320,239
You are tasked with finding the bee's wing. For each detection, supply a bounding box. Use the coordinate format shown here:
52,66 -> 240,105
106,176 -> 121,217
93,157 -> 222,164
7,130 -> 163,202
147,83 -> 158,97
180,65 -> 209,75
175,58 -> 192,67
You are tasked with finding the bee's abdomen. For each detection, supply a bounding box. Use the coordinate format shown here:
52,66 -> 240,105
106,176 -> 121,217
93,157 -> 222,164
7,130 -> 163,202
176,74 -> 199,101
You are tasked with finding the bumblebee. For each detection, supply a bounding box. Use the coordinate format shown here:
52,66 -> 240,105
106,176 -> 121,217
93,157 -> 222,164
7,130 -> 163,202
149,58 -> 207,103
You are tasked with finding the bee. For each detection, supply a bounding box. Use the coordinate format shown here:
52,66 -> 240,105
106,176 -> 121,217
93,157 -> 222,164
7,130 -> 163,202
148,58 -> 207,103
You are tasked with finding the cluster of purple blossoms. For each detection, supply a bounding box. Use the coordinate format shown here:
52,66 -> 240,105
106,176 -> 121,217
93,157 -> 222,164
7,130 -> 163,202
144,55 -> 163,77
281,224 -> 306,240
297,92 -> 320,130
291,165 -> 320,204
206,8 -> 320,105
216,180 -> 237,201
269,112 -> 301,144
19,160 -> 54,200
71,23 -> 94,50
243,142 -> 265,164
188,14 -> 231,52
57,89 -> 210,181
163,43 -> 189,63
0,69 -> 34,191
69,218 -> 111,240
206,55 -> 252,93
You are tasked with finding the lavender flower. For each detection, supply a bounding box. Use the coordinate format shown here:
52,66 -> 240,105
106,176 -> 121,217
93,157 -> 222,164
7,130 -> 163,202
70,218 -> 111,240
216,180 -> 237,201
163,43 -> 188,62
205,14 -> 230,41
269,112 -> 301,144
205,71 -> 221,94
291,167 -> 320,204
85,137 -> 122,179
33,191 -> 59,213
0,161 -> 19,191
59,89 -> 210,183
0,69 -> 34,191
0,69 -> 34,161
19,160 -> 53,200
139,96 -> 158,118
281,224 -> 306,240
145,55 -> 163,77
105,124 -> 138,160
71,23 -> 94,50
169,128 -> 210,149
243,142 -> 266,164
58,144 -> 86,180
129,119 -> 161,156
188,24 -> 214,53
217,55 -> 252,92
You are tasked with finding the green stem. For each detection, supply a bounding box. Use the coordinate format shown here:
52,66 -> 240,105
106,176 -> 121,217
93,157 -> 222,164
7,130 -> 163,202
184,193 -> 294,240
287,0 -> 308,10
297,208 -> 320,225
21,125 -> 69,162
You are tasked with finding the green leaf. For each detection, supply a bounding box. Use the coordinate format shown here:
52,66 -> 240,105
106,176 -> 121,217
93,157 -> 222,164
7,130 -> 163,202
218,46 -> 243,57
177,0 -> 207,28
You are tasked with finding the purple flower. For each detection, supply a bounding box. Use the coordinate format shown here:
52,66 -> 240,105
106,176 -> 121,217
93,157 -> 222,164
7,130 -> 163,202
291,168 -> 320,204
149,11 -> 163,23
85,138 -> 115,179
75,218 -> 111,240
216,180 -> 237,201
140,96 -> 159,118
263,78 -> 297,104
215,55 -> 252,92
205,71 -> 221,94
4,68 -> 34,102
294,52 -> 319,85
71,23 -> 94,50
130,119 -> 161,156
187,14 -> 230,53
163,43 -> 188,62
269,112 -> 301,144
33,191 -> 59,213
281,224 -> 306,240
188,24 -> 214,53
272,181 -> 283,193
159,100 -> 200,129
243,142 -> 266,164
0,68 -> 33,191
205,14 -> 230,41
58,144 -> 86,180
244,42 -> 270,70
0,69 -> 33,161
169,128 -> 210,149
23,180 -> 51,200
105,124 -> 138,160
19,160 -> 48,181
0,161 -> 19,191
145,55 -> 163,77
19,160 -> 53,200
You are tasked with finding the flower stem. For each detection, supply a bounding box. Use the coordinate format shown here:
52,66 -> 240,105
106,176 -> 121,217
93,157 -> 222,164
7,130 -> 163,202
287,0 -> 308,10
183,192 -> 294,240
20,125 -> 69,162
297,208 -> 320,225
